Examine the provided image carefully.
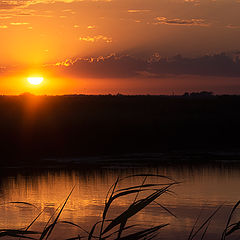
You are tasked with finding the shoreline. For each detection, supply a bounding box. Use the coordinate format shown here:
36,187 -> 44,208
2,150 -> 240,169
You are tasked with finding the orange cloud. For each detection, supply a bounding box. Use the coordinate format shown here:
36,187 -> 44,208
127,10 -> 151,13
79,35 -> 112,43
87,25 -> 96,29
10,22 -> 30,25
55,58 -> 78,66
0,16 -> 12,19
0,0 -> 112,12
155,17 -> 208,26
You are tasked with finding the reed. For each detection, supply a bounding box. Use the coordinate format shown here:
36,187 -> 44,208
0,174 -> 239,240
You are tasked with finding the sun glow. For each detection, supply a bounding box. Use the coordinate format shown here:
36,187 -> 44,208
27,77 -> 44,85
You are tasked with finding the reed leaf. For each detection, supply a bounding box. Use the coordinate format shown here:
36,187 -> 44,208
116,224 -> 169,240
225,221 -> 240,236
59,221 -> 90,236
0,229 -> 40,239
0,233 -> 37,239
19,210 -> 44,240
0,230 -> 39,234
153,201 -> 177,218
100,177 -> 119,239
5,202 -> 39,210
115,184 -> 173,193
88,221 -> 101,240
122,174 -> 175,182
187,209 -> 202,240
222,200 -> 240,240
189,205 -> 222,240
200,221 -> 210,240
102,184 -> 173,235
133,176 -> 147,203
103,224 -> 138,239
42,201 -> 62,233
116,219 -> 126,239
39,186 -> 75,240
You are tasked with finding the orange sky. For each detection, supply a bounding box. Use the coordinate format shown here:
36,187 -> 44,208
1,0 -> 240,94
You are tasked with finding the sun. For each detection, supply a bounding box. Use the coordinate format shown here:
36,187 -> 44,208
27,77 -> 44,85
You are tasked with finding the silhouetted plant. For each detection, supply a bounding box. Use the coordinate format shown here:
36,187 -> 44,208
0,174 -> 178,240
0,175 -> 240,240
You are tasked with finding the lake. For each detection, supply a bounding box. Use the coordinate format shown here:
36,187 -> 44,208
0,160 -> 240,240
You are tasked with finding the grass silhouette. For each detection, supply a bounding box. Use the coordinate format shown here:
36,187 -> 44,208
0,174 -> 239,240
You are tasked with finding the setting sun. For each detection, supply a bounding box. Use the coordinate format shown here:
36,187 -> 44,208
27,77 -> 44,85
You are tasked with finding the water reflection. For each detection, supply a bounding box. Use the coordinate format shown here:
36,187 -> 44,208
0,163 -> 240,240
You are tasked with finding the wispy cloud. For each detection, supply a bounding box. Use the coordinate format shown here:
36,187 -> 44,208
10,22 -> 30,25
0,1 -> 23,9
226,24 -> 240,29
184,0 -> 200,3
0,16 -> 12,19
127,10 -> 151,13
0,25 -> 8,28
0,0 -> 113,11
0,11 -> 52,19
55,58 -> 78,66
62,9 -> 73,12
155,17 -> 208,26
79,35 -> 112,43
87,25 -> 96,29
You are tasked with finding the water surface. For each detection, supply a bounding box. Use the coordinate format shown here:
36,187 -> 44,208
0,162 -> 240,239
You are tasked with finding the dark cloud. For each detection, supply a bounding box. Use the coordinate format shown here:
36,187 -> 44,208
53,52 -> 240,79
148,53 -> 240,77
54,54 -> 146,78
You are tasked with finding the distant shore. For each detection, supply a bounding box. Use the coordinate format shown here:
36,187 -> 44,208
2,150 -> 240,169
1,94 -> 240,166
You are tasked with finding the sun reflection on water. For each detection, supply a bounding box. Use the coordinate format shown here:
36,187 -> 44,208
0,165 -> 240,240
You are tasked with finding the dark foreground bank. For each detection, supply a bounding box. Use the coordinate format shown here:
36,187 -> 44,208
1,94 -> 240,165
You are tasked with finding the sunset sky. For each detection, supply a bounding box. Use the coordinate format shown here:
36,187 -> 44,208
1,0 -> 240,95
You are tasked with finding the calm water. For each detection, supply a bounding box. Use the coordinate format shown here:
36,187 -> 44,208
0,162 -> 240,240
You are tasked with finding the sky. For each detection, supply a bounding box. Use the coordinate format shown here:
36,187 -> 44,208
1,0 -> 240,95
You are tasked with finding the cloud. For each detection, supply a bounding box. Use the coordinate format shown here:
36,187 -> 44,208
184,0 -> 200,5
226,24 -> 240,29
79,35 -> 112,43
52,52 -> 240,79
87,25 -> 96,29
127,10 -> 151,13
62,9 -> 73,12
0,0 -> 112,10
0,25 -> 8,28
10,22 -> 29,25
0,1 -> 23,9
0,11 -> 52,19
155,17 -> 208,26
0,16 -> 12,19
147,53 -> 240,77
54,54 -> 146,78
